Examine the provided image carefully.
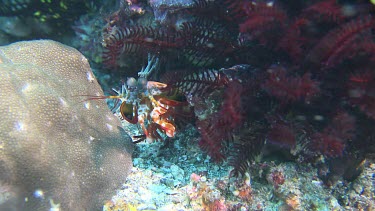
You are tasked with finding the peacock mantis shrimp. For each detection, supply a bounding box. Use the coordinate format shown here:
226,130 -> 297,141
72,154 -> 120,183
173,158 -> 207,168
86,54 -> 188,143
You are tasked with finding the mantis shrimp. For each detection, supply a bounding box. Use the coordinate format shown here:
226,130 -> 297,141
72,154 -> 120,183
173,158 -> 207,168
88,54 -> 188,143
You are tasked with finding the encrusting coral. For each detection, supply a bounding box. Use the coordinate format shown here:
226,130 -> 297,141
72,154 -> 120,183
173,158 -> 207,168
0,40 -> 133,210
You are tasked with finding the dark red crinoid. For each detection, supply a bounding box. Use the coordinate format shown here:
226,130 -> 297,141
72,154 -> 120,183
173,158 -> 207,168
100,0 -> 375,177
261,66 -> 320,104
310,112 -> 356,157
197,80 -> 246,162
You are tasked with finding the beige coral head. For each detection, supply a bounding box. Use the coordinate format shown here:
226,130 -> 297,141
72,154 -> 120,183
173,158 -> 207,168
0,40 -> 133,210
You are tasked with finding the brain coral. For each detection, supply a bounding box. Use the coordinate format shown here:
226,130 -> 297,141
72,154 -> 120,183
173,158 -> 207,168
0,40 -> 133,210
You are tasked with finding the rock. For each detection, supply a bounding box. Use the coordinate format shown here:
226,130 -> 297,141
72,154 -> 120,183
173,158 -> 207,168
0,40 -> 133,210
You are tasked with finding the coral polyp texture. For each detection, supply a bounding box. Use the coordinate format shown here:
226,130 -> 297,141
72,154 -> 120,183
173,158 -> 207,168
0,40 -> 133,210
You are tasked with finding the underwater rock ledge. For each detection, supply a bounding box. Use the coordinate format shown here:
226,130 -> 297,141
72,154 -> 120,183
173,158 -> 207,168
0,40 -> 133,211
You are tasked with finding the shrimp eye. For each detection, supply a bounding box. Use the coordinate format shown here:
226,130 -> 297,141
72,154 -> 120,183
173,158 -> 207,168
120,102 -> 138,124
